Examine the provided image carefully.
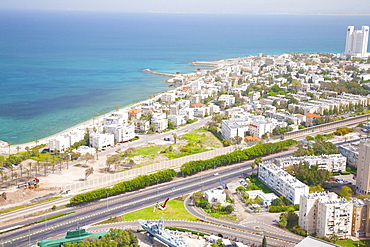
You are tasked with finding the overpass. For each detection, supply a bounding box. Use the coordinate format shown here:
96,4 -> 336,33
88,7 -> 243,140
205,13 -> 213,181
283,114 -> 370,140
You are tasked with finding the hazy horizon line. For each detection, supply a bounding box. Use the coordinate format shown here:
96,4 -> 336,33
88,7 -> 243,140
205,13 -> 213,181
1,7 -> 370,16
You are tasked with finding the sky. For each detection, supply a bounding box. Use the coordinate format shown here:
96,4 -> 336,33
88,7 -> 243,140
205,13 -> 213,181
1,0 -> 370,15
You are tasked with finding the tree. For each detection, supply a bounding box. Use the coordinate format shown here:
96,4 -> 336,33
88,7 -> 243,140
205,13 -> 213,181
262,235 -> 267,247
340,186 -> 352,198
85,167 -> 94,180
81,153 -> 94,166
19,164 -> 23,179
7,142 -> 11,155
105,155 -> 122,172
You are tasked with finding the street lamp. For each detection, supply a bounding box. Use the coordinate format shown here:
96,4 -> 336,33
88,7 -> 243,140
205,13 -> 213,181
156,179 -> 159,196
106,192 -> 109,210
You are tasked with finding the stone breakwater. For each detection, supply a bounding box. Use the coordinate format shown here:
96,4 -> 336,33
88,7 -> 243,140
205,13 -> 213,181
143,68 -> 175,77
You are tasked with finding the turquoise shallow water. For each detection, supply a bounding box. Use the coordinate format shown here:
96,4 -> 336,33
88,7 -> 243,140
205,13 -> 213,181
0,10 -> 369,144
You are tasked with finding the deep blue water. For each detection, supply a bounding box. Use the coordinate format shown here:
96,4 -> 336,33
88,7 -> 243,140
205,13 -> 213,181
0,9 -> 369,144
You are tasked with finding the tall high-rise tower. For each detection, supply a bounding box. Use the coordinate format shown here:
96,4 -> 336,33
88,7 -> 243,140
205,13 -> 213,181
356,140 -> 370,194
345,26 -> 369,58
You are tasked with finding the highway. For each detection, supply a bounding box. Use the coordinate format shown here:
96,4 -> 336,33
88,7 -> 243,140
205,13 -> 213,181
0,148 -> 297,247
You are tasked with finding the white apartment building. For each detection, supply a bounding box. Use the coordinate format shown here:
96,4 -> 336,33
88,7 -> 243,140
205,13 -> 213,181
338,143 -> 359,167
134,119 -> 150,132
221,118 -> 276,139
345,26 -> 370,58
299,192 -> 353,239
218,95 -> 236,106
274,154 -> 347,173
106,123 -> 135,143
89,133 -> 115,150
161,92 -> 177,103
356,140 -> 370,194
49,135 -> 71,152
204,189 -> 226,206
151,113 -> 168,133
317,197 -> 353,238
168,115 -> 186,127
258,162 -> 309,204
179,107 -> 194,120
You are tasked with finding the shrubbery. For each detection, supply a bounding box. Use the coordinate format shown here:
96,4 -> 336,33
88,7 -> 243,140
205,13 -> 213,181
70,169 -> 177,205
269,205 -> 299,213
180,140 -> 297,176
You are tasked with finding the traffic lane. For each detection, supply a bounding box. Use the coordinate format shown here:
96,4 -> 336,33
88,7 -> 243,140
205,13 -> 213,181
5,167 -> 251,246
184,196 -> 301,245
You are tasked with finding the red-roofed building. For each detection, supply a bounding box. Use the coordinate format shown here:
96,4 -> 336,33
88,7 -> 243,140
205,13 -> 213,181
191,103 -> 206,107
305,113 -> 321,126
128,108 -> 141,120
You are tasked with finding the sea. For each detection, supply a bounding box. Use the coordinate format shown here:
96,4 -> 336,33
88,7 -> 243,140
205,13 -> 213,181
0,9 -> 369,144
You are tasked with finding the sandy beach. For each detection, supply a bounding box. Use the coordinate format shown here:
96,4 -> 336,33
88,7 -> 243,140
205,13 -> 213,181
0,82 -> 172,156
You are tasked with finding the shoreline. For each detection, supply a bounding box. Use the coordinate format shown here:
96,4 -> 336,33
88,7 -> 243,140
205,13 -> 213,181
0,61 -> 223,155
0,79 -> 176,155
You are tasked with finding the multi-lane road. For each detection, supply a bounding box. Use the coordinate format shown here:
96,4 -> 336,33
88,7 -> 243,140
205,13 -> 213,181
1,148 -> 299,247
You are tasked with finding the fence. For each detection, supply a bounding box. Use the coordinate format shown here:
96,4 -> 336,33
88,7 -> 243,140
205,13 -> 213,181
63,145 -> 236,193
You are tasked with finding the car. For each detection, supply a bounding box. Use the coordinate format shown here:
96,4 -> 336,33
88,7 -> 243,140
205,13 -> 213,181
214,173 -> 219,176
273,219 -> 279,223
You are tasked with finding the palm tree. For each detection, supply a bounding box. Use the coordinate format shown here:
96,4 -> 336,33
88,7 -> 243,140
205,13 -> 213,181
35,139 -> 39,147
43,162 -> 49,176
26,169 -> 31,178
3,175 -> 8,187
28,162 -> 33,175
13,172 -> 18,185
0,169 -> 4,182
7,142 -> 11,155
19,164 -> 23,180
16,146 -> 21,153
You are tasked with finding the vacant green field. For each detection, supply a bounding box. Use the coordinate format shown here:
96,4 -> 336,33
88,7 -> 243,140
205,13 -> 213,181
121,198 -> 197,221
121,128 -> 223,165
336,239 -> 370,247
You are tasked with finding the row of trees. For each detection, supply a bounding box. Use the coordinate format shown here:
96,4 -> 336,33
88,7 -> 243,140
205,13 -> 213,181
70,169 -> 177,205
180,140 -> 297,176
64,229 -> 138,247
293,140 -> 338,156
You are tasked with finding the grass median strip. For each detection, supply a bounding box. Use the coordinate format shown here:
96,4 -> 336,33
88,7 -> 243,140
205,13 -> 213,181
97,197 -> 197,224
36,211 -> 75,223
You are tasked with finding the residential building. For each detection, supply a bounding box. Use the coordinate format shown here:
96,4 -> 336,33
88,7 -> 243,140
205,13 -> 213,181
299,192 -> 352,239
134,119 -> 150,133
221,118 -> 276,139
316,197 -> 353,238
204,189 -> 226,206
274,154 -> 347,173
338,143 -> 359,167
49,135 -> 71,152
89,133 -> 115,150
105,124 -> 135,143
351,199 -> 368,237
258,162 -> 309,204
168,115 -> 186,127
244,190 -> 278,206
128,108 -> 141,120
345,26 -> 370,58
356,140 -> 370,194
218,95 -> 236,106
151,113 -> 168,132
295,236 -> 340,247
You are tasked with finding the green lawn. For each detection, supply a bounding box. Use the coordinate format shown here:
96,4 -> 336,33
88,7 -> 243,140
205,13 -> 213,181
246,175 -> 274,193
336,239 -> 370,247
131,145 -> 164,157
121,198 -> 197,221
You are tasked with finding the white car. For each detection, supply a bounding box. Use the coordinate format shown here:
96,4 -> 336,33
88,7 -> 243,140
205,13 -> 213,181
214,173 -> 219,176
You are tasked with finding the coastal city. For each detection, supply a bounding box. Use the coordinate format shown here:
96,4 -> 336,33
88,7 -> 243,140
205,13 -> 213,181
1,5 -> 370,247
